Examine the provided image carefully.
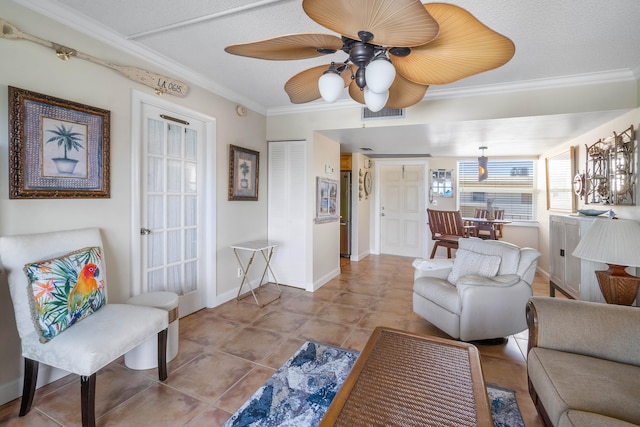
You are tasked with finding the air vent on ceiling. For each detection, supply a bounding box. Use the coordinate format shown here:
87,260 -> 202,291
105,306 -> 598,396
361,107 -> 405,121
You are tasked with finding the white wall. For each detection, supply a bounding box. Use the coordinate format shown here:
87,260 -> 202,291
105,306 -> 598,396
312,133 -> 341,289
352,153 -> 372,260
0,0 -> 266,404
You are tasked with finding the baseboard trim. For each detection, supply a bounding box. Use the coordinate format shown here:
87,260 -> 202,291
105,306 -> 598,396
311,267 -> 340,291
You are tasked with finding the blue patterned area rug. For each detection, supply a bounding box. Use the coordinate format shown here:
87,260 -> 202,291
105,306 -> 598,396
223,341 -> 524,427
487,384 -> 525,427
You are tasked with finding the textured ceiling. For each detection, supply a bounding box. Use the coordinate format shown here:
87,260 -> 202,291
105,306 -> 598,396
14,0 -> 640,156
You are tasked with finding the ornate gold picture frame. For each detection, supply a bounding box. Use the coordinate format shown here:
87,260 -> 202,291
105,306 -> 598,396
8,86 -> 110,198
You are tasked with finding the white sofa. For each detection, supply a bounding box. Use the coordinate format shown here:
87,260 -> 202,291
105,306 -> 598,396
413,237 -> 541,341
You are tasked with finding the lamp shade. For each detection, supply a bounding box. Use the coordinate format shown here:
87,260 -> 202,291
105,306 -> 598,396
573,218 -> 640,267
318,70 -> 344,103
364,87 -> 389,112
478,156 -> 488,181
365,57 -> 396,94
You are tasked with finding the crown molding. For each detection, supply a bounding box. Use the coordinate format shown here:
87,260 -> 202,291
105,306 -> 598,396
425,69 -> 637,100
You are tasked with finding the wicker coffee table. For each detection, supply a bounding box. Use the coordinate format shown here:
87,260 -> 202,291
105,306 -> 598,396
320,327 -> 493,426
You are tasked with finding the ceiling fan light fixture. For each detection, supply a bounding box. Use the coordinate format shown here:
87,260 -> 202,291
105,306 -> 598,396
318,66 -> 344,103
364,87 -> 389,112
365,55 -> 396,94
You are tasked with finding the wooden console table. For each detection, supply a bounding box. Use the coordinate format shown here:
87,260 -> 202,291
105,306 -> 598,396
320,327 -> 492,427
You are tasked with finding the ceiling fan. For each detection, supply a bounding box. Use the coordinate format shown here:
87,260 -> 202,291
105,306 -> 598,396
225,0 -> 515,111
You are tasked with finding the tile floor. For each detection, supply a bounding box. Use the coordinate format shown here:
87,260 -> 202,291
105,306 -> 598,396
0,254 -> 553,426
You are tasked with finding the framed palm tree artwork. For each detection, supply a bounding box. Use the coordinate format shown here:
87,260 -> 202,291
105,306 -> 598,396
228,144 -> 259,201
8,86 -> 110,198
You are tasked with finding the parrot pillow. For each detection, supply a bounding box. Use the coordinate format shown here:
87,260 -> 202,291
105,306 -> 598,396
24,246 -> 106,343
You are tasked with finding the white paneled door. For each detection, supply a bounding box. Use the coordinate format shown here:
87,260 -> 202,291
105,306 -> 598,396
138,102 -> 208,317
380,164 -> 425,257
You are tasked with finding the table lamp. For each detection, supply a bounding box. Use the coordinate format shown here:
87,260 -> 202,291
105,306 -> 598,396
572,218 -> 640,305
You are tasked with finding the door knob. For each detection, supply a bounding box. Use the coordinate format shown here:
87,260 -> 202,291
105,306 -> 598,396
140,228 -> 151,235
381,213 -> 385,216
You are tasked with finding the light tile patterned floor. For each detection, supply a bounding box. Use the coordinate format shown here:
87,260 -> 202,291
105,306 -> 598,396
0,254 -> 550,426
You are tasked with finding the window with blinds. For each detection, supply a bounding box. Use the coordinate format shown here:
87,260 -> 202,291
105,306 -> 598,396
457,160 -> 535,221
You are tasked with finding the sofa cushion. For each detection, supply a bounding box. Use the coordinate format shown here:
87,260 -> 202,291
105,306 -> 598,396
446,248 -> 501,284
558,410 -> 640,427
528,347 -> 640,426
24,247 -> 106,343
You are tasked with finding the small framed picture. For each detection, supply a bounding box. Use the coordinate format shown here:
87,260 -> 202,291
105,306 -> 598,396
8,86 -> 110,198
315,177 -> 339,223
228,144 -> 259,201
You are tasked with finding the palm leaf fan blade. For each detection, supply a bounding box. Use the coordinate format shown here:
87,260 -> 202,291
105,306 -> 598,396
303,0 -> 438,47
386,76 -> 428,109
285,64 -> 352,104
225,33 -> 343,60
391,3 -> 515,85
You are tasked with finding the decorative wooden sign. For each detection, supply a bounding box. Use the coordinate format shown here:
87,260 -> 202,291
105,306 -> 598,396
1,18 -> 189,97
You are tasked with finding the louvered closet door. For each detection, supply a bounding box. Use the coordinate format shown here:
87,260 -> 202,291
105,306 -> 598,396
268,141 -> 308,289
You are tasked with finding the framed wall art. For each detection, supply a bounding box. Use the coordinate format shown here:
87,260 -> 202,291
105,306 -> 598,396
228,144 -> 259,200
8,86 -> 110,198
315,177 -> 339,223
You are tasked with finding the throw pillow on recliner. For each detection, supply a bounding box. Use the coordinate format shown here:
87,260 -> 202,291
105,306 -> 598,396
447,248 -> 501,284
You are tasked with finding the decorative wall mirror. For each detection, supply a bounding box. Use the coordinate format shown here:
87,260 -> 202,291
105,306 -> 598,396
546,146 -> 575,211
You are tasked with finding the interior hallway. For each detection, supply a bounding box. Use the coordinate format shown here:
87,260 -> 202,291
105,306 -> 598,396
0,254 -> 550,426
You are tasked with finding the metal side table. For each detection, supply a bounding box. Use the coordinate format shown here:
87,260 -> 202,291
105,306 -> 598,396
231,240 -> 281,306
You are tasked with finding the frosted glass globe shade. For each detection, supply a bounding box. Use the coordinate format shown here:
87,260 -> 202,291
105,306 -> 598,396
318,72 -> 344,103
365,58 -> 396,94
364,88 -> 389,112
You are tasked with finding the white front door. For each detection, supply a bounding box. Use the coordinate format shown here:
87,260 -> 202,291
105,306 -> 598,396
379,164 -> 425,257
133,96 -> 215,317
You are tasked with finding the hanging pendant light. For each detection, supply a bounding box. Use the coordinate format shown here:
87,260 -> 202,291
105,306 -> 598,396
478,146 -> 488,181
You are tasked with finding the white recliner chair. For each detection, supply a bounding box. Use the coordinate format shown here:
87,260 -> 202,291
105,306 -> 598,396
413,238 -> 541,342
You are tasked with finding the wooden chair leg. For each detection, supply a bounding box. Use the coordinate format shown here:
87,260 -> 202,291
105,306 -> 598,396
157,328 -> 168,381
80,373 -> 96,427
19,358 -> 38,416
430,242 -> 439,259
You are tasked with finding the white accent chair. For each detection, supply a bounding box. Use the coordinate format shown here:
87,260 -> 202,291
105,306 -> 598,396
413,237 -> 541,342
0,228 -> 169,427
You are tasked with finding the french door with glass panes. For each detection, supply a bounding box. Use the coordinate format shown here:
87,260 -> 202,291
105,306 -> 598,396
139,103 -> 207,316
